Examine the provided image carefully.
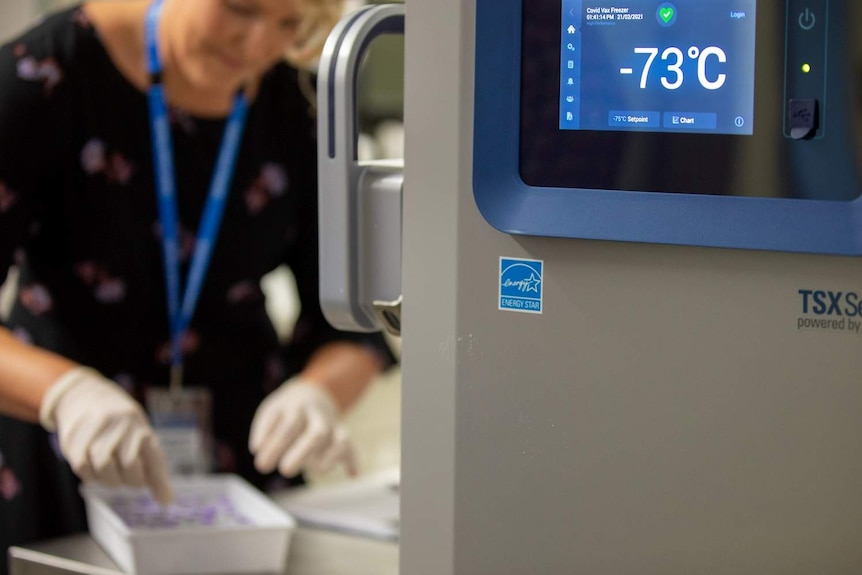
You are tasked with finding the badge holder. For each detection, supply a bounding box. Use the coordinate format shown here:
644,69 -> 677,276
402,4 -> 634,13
146,366 -> 213,475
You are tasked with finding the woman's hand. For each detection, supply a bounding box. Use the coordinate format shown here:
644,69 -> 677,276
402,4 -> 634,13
249,378 -> 358,478
40,367 -> 173,504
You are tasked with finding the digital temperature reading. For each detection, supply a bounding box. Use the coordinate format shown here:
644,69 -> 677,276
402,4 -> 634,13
560,0 -> 756,134
629,46 -> 727,90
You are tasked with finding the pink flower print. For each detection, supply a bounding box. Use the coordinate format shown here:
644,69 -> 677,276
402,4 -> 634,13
260,164 -> 288,196
15,56 -> 38,77
0,467 -> 21,501
95,278 -> 126,303
244,164 -> 288,214
75,261 -> 127,303
0,181 -> 17,213
19,283 -> 53,315
226,281 -> 261,304
81,140 -> 135,184
244,183 -> 269,214
81,139 -> 107,174
15,50 -> 63,94
155,330 -> 201,364
11,326 -> 32,345
107,152 -> 135,185
71,8 -> 92,28
75,260 -> 98,284
0,452 -> 21,501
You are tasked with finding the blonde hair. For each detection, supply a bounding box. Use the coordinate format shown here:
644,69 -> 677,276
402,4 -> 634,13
286,0 -> 345,66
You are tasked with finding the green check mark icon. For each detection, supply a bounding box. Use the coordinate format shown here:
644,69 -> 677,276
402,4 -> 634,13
660,6 -> 674,22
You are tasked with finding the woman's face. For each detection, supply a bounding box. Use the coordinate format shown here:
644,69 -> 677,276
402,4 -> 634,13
169,0 -> 305,91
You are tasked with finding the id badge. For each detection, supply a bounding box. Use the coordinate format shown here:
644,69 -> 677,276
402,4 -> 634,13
146,387 -> 213,475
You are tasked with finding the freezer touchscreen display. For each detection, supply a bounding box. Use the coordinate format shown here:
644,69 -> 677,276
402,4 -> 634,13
559,0 -> 757,135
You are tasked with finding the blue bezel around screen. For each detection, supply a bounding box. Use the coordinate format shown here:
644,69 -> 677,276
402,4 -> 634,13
473,0 -> 862,255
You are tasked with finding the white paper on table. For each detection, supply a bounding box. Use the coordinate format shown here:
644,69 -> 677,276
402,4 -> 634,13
276,468 -> 400,541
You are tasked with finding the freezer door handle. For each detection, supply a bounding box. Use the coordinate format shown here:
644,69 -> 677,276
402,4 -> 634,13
317,4 -> 405,333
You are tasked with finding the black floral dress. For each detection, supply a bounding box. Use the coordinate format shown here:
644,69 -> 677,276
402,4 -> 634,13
0,6 -> 392,568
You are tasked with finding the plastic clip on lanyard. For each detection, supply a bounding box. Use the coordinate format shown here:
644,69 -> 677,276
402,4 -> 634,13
145,0 -> 249,392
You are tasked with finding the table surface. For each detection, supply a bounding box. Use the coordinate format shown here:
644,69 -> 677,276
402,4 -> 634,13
10,527 -> 398,575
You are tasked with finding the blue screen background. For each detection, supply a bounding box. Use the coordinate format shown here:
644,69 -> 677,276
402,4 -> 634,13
560,0 -> 757,135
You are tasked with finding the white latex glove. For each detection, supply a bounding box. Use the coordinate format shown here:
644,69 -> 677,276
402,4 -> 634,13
39,366 -> 173,504
249,378 -> 358,478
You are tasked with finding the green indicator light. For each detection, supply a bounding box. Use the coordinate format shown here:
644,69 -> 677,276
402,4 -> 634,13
801,63 -> 811,73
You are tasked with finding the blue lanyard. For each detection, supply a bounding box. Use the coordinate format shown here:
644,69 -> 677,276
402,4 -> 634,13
145,0 -> 249,387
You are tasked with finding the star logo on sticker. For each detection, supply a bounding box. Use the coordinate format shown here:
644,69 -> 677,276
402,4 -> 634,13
523,272 -> 542,293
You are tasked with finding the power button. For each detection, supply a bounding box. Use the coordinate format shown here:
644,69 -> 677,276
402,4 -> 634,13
798,8 -> 816,30
784,1 -> 826,139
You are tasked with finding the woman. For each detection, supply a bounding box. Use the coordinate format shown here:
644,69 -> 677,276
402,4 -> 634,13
0,0 -> 392,567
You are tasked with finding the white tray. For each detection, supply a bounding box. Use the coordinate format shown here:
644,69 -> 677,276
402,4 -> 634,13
81,474 -> 295,575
